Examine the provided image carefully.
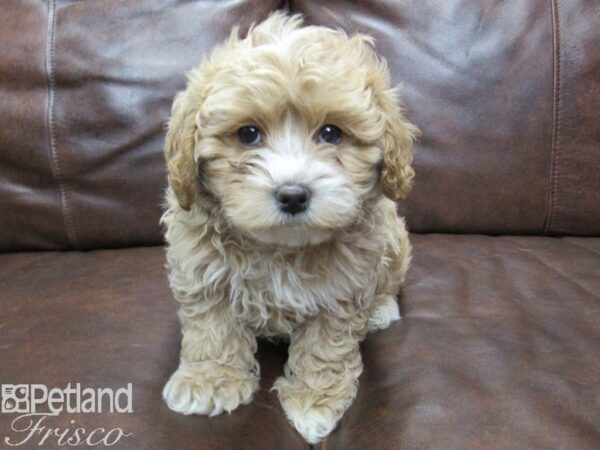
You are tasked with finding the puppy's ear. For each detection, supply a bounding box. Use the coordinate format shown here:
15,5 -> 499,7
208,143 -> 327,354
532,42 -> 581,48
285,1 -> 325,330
379,88 -> 419,202
164,92 -> 199,210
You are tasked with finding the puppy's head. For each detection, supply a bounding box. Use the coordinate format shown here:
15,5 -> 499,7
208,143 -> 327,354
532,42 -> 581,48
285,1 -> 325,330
165,13 -> 418,247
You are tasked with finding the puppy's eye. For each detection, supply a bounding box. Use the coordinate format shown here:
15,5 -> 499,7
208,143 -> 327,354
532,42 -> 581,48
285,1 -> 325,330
237,126 -> 262,146
318,125 -> 342,145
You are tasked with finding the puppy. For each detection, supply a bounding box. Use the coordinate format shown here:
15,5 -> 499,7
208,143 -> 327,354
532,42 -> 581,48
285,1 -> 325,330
161,12 -> 418,444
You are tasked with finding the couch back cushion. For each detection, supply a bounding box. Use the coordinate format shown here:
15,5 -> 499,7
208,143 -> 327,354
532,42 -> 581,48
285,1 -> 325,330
1,0 -> 598,251
297,0 -> 600,236
0,0 -> 280,251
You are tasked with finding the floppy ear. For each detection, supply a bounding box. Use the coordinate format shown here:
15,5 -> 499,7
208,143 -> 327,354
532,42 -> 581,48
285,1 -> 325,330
164,92 -> 200,210
379,88 -> 419,202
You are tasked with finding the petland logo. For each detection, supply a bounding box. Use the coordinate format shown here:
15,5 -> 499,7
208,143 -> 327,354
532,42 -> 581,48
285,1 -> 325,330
1,384 -> 133,447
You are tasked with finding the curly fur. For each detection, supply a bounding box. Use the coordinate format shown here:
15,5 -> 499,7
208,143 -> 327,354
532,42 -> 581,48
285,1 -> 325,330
161,12 -> 417,444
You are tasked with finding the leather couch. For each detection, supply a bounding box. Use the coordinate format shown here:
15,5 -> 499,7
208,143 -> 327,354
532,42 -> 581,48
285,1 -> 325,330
1,1 -> 599,449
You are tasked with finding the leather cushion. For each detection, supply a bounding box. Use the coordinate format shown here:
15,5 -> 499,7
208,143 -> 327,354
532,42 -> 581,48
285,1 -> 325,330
296,0 -> 600,236
0,0 -> 282,251
1,235 -> 599,449
0,247 -> 308,449
1,1 -> 598,249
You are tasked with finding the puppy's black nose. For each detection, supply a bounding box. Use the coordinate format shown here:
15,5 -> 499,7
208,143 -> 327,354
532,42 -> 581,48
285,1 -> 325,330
275,183 -> 310,215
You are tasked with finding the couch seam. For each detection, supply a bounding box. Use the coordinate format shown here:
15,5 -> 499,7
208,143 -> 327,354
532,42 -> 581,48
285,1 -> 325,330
45,0 -> 80,249
544,0 -> 561,235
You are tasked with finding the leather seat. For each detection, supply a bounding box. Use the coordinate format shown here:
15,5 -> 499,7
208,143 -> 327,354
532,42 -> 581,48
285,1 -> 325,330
2,235 -> 598,448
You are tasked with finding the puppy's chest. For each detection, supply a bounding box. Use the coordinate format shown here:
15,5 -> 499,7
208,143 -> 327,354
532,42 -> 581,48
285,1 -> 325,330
226,243 -> 380,334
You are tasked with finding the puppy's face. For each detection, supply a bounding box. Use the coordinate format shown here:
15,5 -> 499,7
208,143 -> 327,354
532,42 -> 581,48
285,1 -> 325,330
165,15 -> 418,247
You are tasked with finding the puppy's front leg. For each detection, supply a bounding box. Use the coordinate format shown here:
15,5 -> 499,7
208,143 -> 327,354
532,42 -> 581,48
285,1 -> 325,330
163,303 -> 259,416
274,310 -> 368,444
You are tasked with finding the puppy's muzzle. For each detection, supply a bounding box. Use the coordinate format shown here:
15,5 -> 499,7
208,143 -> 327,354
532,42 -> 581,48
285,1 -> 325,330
275,183 -> 311,215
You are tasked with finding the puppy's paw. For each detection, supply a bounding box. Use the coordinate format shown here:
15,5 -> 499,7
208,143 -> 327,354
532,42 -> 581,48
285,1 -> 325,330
368,294 -> 401,332
274,376 -> 355,444
282,403 -> 338,444
163,361 -> 259,416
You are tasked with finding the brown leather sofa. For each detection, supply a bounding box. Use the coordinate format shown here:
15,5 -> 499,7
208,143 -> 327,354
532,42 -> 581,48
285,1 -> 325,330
1,1 -> 599,449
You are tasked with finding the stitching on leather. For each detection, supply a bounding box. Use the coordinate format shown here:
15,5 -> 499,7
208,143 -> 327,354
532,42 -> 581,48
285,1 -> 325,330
46,0 -> 80,249
545,0 -> 561,235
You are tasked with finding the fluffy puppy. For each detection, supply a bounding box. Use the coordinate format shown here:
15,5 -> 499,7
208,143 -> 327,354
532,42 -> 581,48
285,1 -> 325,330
161,12 -> 418,444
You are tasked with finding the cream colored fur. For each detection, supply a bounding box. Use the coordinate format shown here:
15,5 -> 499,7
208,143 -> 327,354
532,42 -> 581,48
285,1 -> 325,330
161,12 -> 418,444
